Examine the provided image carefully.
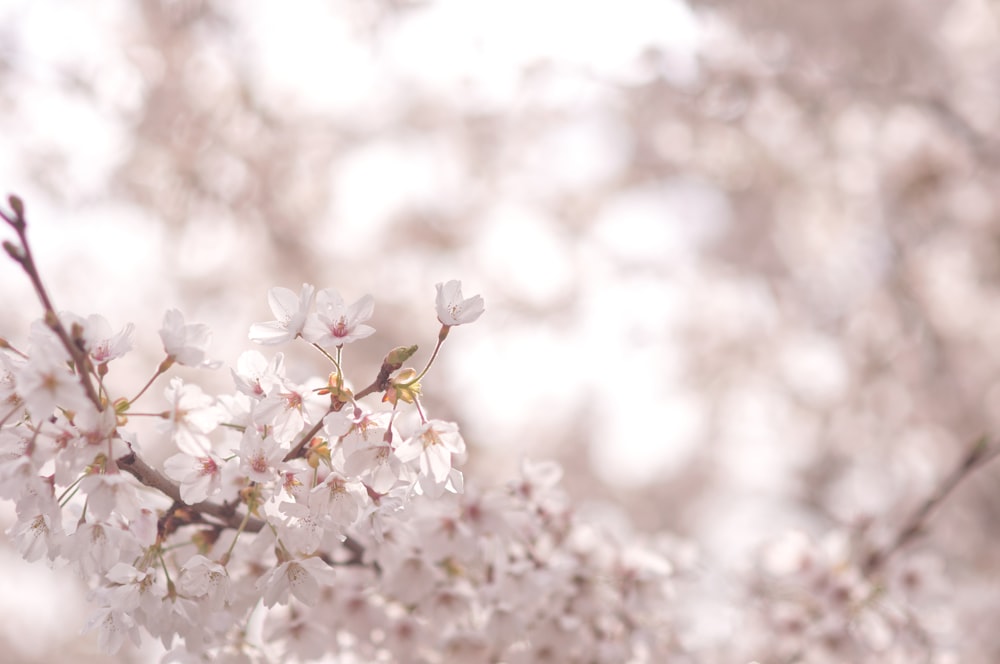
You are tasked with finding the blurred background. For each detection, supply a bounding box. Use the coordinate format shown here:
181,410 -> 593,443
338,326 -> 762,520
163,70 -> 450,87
2,0 -> 1000,661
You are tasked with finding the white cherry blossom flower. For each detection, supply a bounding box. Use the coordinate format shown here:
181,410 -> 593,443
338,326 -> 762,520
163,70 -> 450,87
0,432 -> 49,499
84,605 -> 141,654
435,280 -> 484,327
414,499 -> 479,562
159,308 -> 221,369
310,471 -> 368,529
264,608 -> 332,661
277,499 -> 328,556
396,420 -> 467,494
322,407 -> 360,440
257,556 -> 337,607
383,614 -> 426,660
178,555 -> 231,611
238,427 -> 284,483
231,350 -> 285,399
81,314 -> 135,365
26,318 -> 70,363
73,404 -> 120,450
10,500 -> 62,562
0,351 -> 24,416
157,377 -> 223,455
65,520 -> 127,577
79,469 -> 140,521
164,451 -> 226,504
302,288 -> 375,347
343,428 -> 409,494
249,283 -> 315,345
105,562 -> 161,612
359,486 -> 408,544
16,351 -> 91,421
253,379 -> 322,444
383,554 -> 441,605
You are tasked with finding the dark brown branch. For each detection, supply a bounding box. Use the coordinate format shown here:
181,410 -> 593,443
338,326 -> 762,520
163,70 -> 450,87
2,197 -> 102,408
115,446 -> 369,561
116,448 -> 265,531
283,417 -> 328,463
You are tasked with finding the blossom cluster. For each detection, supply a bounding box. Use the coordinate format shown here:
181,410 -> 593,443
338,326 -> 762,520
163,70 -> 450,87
0,200 -> 981,662
0,276 -> 680,662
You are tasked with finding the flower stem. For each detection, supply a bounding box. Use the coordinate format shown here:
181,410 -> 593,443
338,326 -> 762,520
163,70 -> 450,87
413,333 -> 447,384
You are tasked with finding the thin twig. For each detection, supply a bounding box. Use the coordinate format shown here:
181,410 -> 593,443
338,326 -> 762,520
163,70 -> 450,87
864,436 -> 998,573
2,199 -> 102,408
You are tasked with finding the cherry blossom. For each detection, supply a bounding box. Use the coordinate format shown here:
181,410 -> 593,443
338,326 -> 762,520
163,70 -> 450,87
238,426 -> 285,483
9,501 -> 61,562
164,451 -> 227,504
249,283 -> 315,345
343,432 -> 409,494
156,377 -> 223,455
16,351 -> 91,421
252,378 -> 323,444
231,350 -> 285,399
0,351 -> 23,415
434,280 -> 485,327
79,468 -> 141,520
302,288 -> 375,347
65,519 -> 130,576
395,419 -> 467,496
309,471 -> 367,529
78,314 -> 135,365
83,605 -> 142,655
159,308 -> 221,369
0,217 -> 985,664
178,555 -> 232,611
258,556 -> 338,608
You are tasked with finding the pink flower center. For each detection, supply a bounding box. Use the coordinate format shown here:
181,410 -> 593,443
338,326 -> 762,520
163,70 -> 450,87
332,317 -> 350,337
199,457 -> 219,476
250,452 -> 268,474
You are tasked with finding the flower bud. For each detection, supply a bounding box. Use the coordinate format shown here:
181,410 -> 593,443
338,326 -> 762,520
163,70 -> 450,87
384,345 -> 418,372
8,194 -> 23,219
2,240 -> 20,261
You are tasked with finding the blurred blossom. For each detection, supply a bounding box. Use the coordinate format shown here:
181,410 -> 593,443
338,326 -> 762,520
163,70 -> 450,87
2,0 -> 1000,660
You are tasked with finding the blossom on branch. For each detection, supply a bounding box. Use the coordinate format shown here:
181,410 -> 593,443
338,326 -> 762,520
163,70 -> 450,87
238,426 -> 285,484
258,556 -> 338,608
249,284 -> 315,345
159,309 -> 221,369
396,419 -> 467,497
59,313 -> 135,365
0,225 -> 977,664
16,351 -> 91,421
435,280 -> 484,327
302,288 -> 375,347
163,451 -> 228,504
231,349 -> 286,399
156,377 -> 223,455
